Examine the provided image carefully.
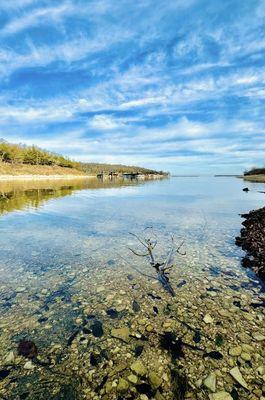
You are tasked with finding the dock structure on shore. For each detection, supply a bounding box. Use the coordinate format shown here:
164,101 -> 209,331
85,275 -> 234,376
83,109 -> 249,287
97,171 -> 147,180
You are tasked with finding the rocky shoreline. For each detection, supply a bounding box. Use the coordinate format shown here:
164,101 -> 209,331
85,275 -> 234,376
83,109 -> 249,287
236,206 -> 265,281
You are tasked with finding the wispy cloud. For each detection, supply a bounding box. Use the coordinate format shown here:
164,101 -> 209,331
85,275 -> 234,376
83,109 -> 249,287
0,0 -> 264,173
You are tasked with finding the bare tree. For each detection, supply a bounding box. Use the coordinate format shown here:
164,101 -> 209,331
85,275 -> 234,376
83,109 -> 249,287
128,228 -> 186,296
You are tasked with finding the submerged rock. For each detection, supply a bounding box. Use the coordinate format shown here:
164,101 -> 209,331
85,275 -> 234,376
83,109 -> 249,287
193,330 -> 201,343
229,346 -> 242,356
210,392 -> 233,400
24,361 -> 34,370
203,372 -> 216,392
149,371 -> 162,389
203,314 -> 214,324
127,374 -> 138,384
134,345 -> 144,357
0,369 -> 10,380
5,351 -> 15,363
204,351 -> 223,360
107,308 -> 119,319
132,300 -> 141,312
130,360 -> 147,376
17,340 -> 38,359
117,378 -> 129,392
229,367 -> 248,389
90,321 -> 104,337
111,327 -> 130,342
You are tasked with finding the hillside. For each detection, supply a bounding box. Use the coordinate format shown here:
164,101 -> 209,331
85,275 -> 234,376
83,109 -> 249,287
0,140 -> 165,177
0,162 -> 85,176
79,163 -> 164,175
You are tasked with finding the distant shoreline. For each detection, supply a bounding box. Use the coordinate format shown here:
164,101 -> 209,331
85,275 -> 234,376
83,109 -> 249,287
241,174 -> 265,183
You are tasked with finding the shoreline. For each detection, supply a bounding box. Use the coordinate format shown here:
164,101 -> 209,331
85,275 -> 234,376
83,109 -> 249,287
236,206 -> 265,280
0,174 -> 93,181
0,173 -> 166,182
238,174 -> 265,183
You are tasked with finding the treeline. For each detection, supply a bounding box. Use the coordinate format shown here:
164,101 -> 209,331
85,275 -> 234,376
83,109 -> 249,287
0,140 -> 78,169
0,139 -> 166,175
244,168 -> 265,176
80,163 -> 165,175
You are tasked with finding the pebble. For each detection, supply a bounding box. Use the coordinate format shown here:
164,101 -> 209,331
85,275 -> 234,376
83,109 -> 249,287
149,371 -> 162,389
203,372 -> 216,392
24,361 -> 34,370
229,367 -> 248,389
16,287 -> 26,293
241,352 -> 251,361
252,333 -> 265,341
210,391 -> 233,400
229,346 -> 242,356
111,327 -> 130,343
127,374 -> 138,384
117,378 -> 129,392
5,351 -> 14,363
203,314 -> 214,324
130,360 -> 147,376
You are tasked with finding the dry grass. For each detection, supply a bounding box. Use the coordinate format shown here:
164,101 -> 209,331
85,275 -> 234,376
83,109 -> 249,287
243,175 -> 265,183
0,162 -> 86,176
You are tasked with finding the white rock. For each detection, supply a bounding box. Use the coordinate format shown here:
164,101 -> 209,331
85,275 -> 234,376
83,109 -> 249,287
229,367 -> 248,389
203,314 -> 214,324
5,351 -> 15,363
24,361 -> 35,370
210,391 -> 233,400
252,333 -> 265,341
16,286 -> 26,293
203,372 -> 216,392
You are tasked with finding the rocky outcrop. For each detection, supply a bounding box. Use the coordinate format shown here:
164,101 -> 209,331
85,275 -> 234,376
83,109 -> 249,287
235,206 -> 265,280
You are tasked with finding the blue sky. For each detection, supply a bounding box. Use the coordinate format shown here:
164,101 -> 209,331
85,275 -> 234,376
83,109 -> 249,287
0,0 -> 264,174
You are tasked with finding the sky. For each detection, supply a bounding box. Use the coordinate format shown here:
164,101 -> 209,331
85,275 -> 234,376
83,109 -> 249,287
0,0 -> 264,174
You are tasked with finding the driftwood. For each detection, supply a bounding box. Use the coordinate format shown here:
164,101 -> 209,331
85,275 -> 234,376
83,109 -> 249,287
128,228 -> 186,296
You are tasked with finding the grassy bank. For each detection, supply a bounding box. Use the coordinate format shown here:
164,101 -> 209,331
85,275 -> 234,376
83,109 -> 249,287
0,162 -> 86,176
243,175 -> 265,183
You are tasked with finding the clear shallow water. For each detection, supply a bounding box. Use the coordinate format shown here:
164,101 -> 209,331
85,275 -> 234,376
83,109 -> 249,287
0,177 -> 264,400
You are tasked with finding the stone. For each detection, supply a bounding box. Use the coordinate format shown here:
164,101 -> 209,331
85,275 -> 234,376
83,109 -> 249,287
111,327 -> 130,343
218,310 -> 230,317
5,351 -> 15,363
24,361 -> 34,370
210,391 -> 233,400
127,374 -> 138,384
252,333 -> 265,341
16,287 -> 26,293
229,367 -> 248,389
146,325 -> 154,332
228,346 -> 242,356
203,372 -> 216,392
242,344 -> 254,353
241,352 -> 251,361
130,360 -> 147,376
203,314 -> 214,324
149,371 -> 162,389
117,378 -> 129,392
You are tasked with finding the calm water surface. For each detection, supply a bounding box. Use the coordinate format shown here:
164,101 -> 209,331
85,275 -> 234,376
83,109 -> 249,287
0,177 -> 264,400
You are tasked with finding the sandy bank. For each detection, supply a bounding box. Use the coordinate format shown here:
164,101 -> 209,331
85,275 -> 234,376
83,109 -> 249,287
243,175 -> 265,183
0,174 -> 94,181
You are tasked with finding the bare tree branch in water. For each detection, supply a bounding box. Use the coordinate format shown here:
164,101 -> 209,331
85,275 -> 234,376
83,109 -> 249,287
128,228 -> 186,296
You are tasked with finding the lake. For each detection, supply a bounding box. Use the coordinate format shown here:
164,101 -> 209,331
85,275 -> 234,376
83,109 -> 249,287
0,176 -> 264,400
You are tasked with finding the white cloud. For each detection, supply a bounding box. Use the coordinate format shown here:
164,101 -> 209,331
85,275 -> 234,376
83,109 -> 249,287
0,3 -> 74,36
